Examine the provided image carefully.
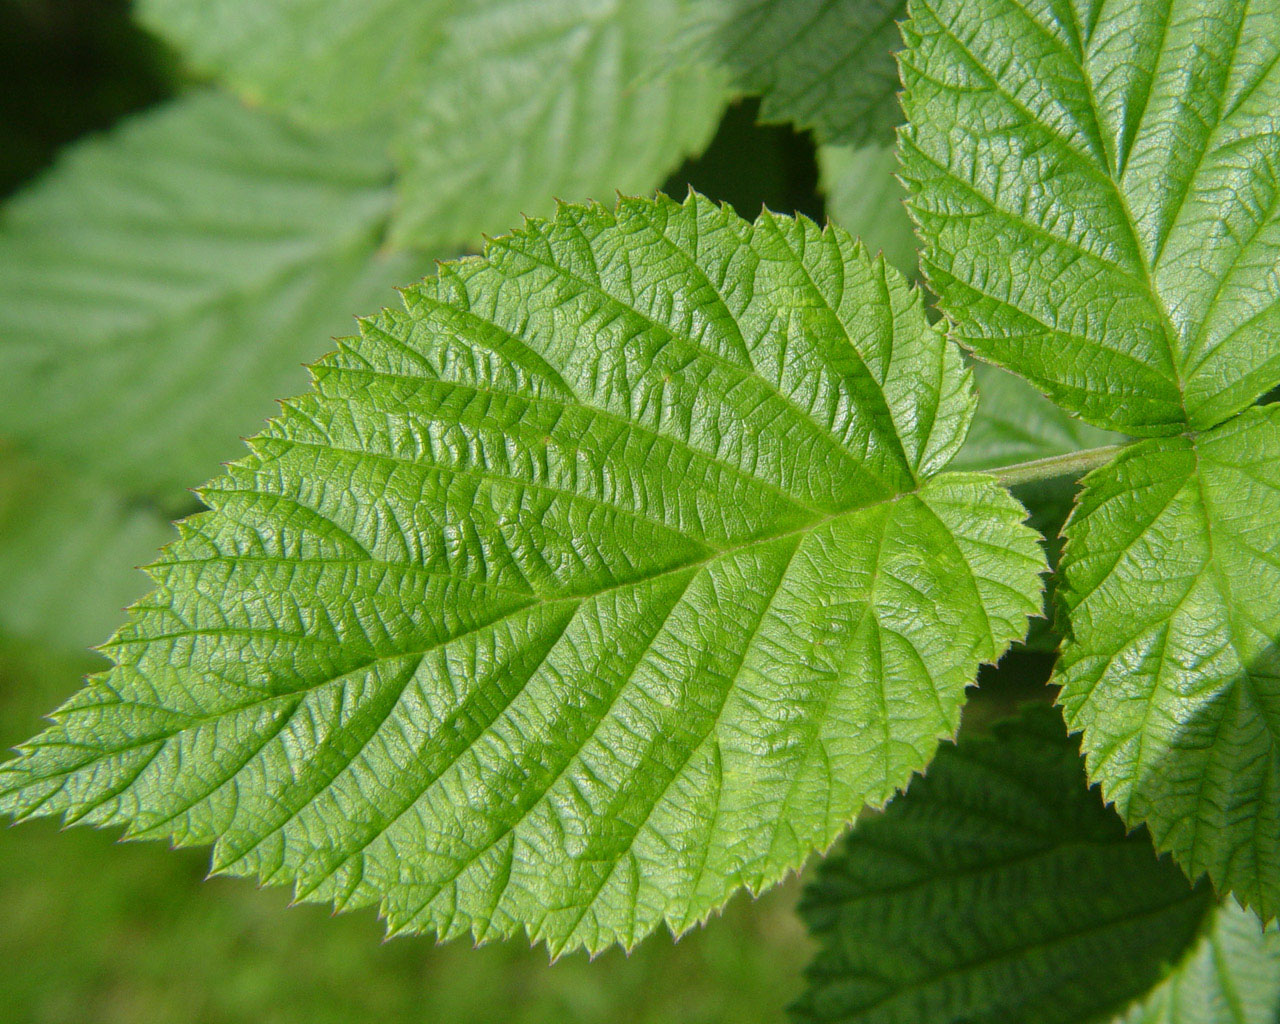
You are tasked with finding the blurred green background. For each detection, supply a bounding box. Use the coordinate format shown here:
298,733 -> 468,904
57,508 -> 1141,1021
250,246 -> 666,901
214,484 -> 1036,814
0,2 -> 820,1020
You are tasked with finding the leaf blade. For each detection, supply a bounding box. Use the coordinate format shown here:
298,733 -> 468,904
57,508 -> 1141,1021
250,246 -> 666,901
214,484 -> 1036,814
1055,404 -> 1280,918
1119,903 -> 1280,1024
136,0 -> 729,251
695,0 -> 908,146
794,705 -> 1218,1024
0,194 -> 1045,955
0,91 -> 428,497
898,0 -> 1280,433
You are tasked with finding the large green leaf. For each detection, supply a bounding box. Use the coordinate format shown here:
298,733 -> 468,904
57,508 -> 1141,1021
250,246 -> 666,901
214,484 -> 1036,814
0,90 -> 427,498
818,143 -> 917,279
1056,405 -> 1280,918
387,0 -> 728,248
0,194 -> 1045,956
694,0 -> 907,145
794,706 -> 1217,1024
899,0 -> 1280,434
1119,903 -> 1280,1024
136,0 -> 729,251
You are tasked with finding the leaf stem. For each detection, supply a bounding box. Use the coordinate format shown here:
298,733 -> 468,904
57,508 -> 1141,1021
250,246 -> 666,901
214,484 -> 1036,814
987,445 -> 1128,488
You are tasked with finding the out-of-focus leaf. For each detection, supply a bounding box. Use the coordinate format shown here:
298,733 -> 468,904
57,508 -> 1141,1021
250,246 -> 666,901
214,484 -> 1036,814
0,90 -> 428,498
818,143 -> 916,278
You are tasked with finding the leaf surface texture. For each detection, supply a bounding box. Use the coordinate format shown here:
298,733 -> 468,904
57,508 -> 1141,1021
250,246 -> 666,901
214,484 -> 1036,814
899,0 -> 1280,433
794,706 -> 1217,1024
1056,405 -> 1280,918
695,0 -> 908,145
0,194 -> 1044,955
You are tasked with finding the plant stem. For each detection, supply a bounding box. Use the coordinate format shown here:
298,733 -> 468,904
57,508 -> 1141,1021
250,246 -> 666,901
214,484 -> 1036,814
987,444 -> 1128,488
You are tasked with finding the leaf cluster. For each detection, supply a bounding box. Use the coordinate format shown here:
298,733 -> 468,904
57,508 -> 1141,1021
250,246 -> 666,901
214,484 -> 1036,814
1,0 -> 1279,1020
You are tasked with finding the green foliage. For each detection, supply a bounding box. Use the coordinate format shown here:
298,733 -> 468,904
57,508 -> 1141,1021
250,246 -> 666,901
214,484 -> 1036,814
1119,903 -> 1280,1024
135,0 -> 453,125
899,0 -> 1280,434
795,705 -> 1280,1023
694,0 -> 907,145
954,365 -> 1124,473
0,90 -> 427,498
386,1 -> 728,248
817,143 -> 917,278
0,450 -> 171,657
1056,405 -> 1280,918
0,193 -> 1045,955
0,0 -> 174,196
896,0 -> 1280,922
136,0 -> 730,250
3,0 -> 1280,1015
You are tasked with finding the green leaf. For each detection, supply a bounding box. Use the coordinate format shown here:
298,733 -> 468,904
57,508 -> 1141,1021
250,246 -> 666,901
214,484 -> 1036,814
1119,903 -> 1280,1024
818,143 -> 918,279
955,366 -> 1125,652
0,194 -> 1045,956
135,0 -> 452,127
1056,405 -> 1280,919
898,0 -> 1280,434
794,705 -> 1216,1024
387,0 -> 728,249
136,0 -> 729,251
696,0 -> 908,145
0,449 -> 169,657
0,90 -> 428,497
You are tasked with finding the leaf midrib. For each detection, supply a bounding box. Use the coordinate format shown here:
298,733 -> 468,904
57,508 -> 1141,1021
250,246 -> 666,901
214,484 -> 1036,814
11,479 -> 928,811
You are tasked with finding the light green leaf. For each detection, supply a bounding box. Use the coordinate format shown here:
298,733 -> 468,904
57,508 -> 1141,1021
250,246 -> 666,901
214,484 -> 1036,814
1119,903 -> 1280,1024
387,0 -> 728,248
696,0 -> 908,145
0,194 -> 1045,956
818,143 -> 917,279
0,449 -> 169,657
136,0 -> 729,252
1056,405 -> 1280,918
794,705 -> 1216,1024
0,90 -> 428,498
899,0 -> 1280,434
135,0 -> 452,127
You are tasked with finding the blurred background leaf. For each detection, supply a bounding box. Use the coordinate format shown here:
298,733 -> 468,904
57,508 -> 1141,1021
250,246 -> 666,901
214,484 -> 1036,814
134,0 -> 732,250
0,90 -> 431,500
0,0 -> 176,196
